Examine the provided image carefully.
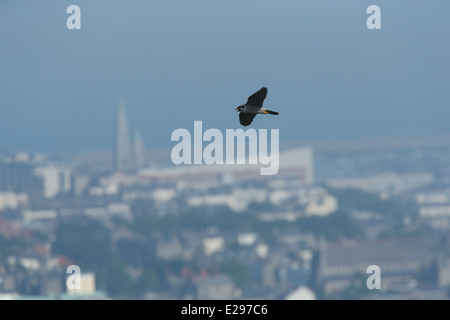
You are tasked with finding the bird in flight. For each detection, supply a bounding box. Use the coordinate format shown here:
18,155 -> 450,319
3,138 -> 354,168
236,87 -> 279,126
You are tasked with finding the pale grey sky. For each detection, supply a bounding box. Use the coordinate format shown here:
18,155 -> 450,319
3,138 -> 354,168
0,0 -> 449,153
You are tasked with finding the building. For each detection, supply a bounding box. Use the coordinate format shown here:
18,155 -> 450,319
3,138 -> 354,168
193,274 -> 235,300
67,273 -> 96,295
313,237 -> 434,296
114,100 -> 133,172
285,286 -> 316,300
0,192 -> 28,211
0,163 -> 43,197
278,147 -> 314,184
326,172 -> 433,197
138,147 -> 314,184
34,167 -> 72,199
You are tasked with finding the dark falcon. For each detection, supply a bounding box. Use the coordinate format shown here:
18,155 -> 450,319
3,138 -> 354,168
235,87 -> 279,126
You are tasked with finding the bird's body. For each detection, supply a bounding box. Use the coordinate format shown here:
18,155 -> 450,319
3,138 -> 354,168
236,87 -> 278,126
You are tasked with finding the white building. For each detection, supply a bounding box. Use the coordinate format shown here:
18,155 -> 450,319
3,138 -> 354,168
67,273 -> 96,295
203,237 -> 225,256
188,188 -> 267,212
0,192 -> 28,211
34,167 -> 72,198
139,147 -> 314,184
326,172 -> 433,197
22,210 -> 57,223
285,286 -> 316,300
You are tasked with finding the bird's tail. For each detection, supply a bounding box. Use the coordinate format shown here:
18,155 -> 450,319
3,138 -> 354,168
264,109 -> 279,115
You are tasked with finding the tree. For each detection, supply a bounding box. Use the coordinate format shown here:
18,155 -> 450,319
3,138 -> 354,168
340,272 -> 378,300
218,258 -> 249,288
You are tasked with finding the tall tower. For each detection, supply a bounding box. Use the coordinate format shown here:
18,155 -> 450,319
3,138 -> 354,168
114,100 -> 133,172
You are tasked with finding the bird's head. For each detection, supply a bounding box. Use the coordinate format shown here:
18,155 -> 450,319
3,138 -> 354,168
235,105 -> 244,112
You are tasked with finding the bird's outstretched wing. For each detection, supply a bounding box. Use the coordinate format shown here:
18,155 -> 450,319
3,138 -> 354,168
246,87 -> 267,107
239,112 -> 256,126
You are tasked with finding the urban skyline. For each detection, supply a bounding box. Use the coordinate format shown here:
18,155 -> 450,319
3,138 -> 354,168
1,103 -> 450,299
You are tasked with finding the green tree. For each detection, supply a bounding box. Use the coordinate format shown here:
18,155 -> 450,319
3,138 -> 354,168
340,272 -> 378,300
136,267 -> 160,294
0,235 -> 29,257
52,219 -> 112,269
218,258 -> 249,288
105,257 -> 134,298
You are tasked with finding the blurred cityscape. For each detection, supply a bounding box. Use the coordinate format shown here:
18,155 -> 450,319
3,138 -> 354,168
1,102 -> 450,300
